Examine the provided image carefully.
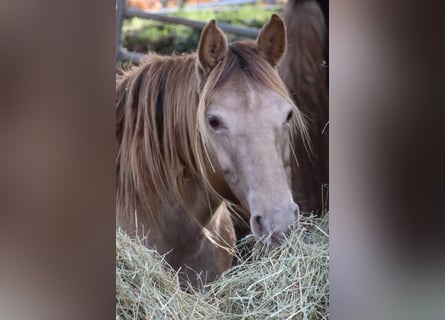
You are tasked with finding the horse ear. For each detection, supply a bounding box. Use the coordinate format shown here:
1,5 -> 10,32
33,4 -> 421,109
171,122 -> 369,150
256,13 -> 286,67
197,19 -> 228,74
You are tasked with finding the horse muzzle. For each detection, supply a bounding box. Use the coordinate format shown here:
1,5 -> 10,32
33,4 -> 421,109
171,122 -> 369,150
250,203 -> 300,247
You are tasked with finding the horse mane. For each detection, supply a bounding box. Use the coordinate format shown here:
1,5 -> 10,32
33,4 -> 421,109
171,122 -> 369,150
116,41 -> 309,225
116,53 -> 200,225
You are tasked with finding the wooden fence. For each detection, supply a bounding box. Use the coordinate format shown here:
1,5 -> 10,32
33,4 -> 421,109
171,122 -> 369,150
116,0 -> 263,63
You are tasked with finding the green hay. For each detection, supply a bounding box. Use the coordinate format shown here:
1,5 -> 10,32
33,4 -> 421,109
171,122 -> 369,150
116,214 -> 329,319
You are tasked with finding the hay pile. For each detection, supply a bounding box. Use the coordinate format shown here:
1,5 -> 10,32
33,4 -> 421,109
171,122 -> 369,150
116,214 -> 329,319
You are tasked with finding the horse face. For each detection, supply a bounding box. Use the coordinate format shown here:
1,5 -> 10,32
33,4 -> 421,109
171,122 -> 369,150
197,14 -> 299,247
206,82 -> 299,247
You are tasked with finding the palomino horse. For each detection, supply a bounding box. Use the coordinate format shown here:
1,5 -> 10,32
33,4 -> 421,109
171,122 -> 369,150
116,14 -> 308,287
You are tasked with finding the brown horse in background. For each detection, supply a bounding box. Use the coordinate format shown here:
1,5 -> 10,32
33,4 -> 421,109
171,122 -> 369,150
116,14 -> 308,288
279,0 -> 329,215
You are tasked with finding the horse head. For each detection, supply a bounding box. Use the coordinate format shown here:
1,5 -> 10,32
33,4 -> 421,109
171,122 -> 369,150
196,14 -> 305,247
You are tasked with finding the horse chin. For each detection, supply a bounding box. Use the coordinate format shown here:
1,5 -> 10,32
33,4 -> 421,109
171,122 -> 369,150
266,232 -> 285,249
252,221 -> 299,249
250,228 -> 280,248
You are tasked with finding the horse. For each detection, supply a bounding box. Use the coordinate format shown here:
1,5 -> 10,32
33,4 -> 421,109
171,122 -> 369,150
116,14 -> 308,288
278,0 -> 329,215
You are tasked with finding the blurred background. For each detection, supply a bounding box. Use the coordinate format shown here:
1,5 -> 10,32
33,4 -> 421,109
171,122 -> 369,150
116,0 -> 286,63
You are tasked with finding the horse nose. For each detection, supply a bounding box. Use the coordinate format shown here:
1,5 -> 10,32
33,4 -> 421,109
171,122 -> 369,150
251,203 -> 300,243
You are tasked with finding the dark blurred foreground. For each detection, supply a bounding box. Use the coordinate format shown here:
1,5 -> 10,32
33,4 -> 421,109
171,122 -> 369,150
0,1 -> 444,319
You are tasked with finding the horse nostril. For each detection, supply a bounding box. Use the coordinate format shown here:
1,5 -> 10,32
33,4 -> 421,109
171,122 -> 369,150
252,215 -> 264,237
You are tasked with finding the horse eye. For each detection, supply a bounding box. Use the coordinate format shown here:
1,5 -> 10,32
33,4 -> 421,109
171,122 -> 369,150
208,115 -> 222,130
286,110 -> 293,122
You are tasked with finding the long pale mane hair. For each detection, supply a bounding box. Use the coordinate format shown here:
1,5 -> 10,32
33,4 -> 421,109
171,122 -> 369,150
116,40 -> 309,226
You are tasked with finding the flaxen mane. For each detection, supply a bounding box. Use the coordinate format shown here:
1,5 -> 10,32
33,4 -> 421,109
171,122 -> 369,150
116,41 -> 309,226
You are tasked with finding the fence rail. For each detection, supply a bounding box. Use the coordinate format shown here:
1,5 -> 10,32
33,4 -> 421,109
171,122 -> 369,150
116,0 -> 262,63
125,8 -> 260,37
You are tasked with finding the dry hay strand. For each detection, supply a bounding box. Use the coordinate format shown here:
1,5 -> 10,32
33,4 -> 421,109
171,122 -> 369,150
116,230 -> 218,319
116,214 -> 329,319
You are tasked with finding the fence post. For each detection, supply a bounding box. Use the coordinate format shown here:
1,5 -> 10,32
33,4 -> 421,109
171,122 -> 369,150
116,0 -> 126,61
